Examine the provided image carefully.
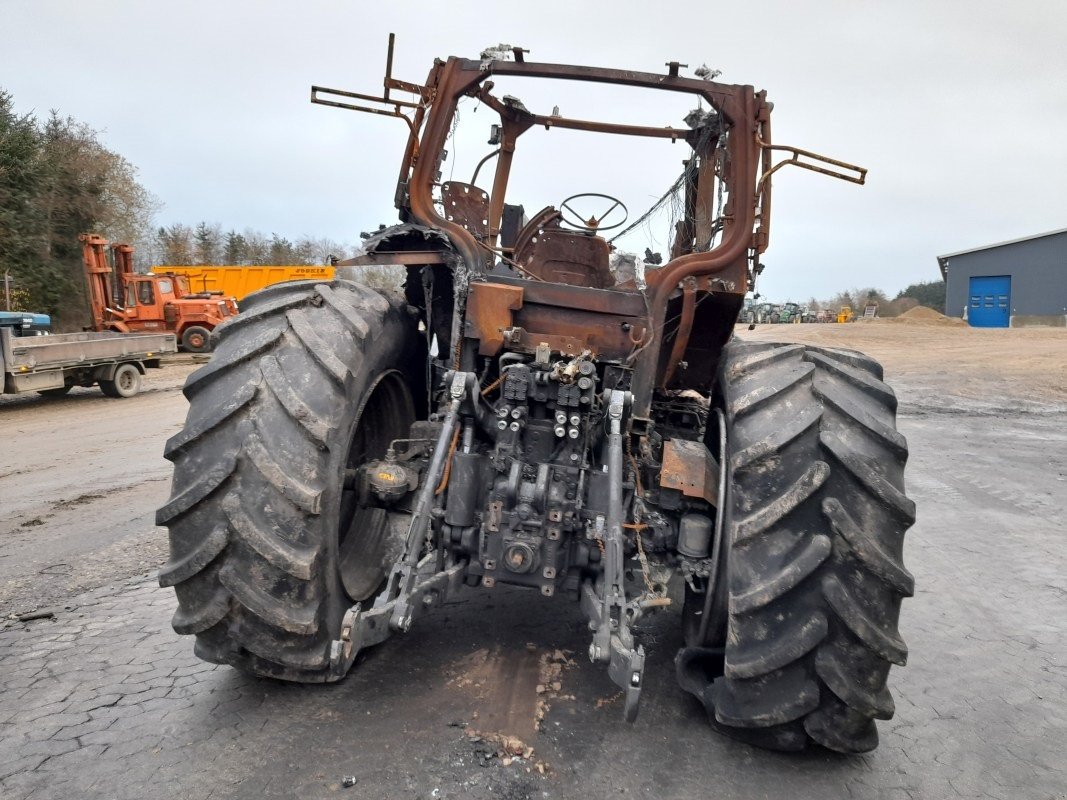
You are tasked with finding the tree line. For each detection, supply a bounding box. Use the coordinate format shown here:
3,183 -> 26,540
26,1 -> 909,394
0,89 -> 158,324
145,222 -> 356,267
145,223 -> 402,291
0,88 -> 385,325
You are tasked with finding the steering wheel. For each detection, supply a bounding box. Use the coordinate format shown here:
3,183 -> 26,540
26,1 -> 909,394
558,193 -> 629,233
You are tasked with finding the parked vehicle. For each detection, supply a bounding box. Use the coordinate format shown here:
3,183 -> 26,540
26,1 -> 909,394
778,301 -> 802,323
1,327 -> 175,398
158,38 -> 911,755
0,310 -> 51,336
752,301 -> 779,323
836,305 -> 855,323
81,234 -> 238,352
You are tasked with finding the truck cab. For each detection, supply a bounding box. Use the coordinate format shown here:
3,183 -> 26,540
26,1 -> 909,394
80,234 -> 238,351
0,311 -> 52,336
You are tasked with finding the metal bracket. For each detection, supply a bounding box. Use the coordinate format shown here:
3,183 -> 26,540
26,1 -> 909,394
330,558 -> 466,678
579,389 -> 647,721
755,135 -> 867,192
380,372 -> 470,632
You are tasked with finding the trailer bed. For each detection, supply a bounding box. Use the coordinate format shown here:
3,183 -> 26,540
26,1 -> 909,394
1,329 -> 177,396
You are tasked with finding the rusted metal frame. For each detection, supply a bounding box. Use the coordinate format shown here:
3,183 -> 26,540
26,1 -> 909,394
532,114 -> 691,141
755,134 -> 867,192
311,85 -> 422,110
381,32 -> 435,102
310,89 -> 421,142
488,274 -> 647,317
754,104 -> 773,255
383,32 -> 396,100
693,135 -> 719,250
473,65 -> 734,145
470,148 -> 500,186
670,159 -> 698,259
407,58 -> 754,272
406,60 -> 490,277
394,71 -> 437,212
486,115 -> 533,249
465,281 -> 647,360
631,91 -> 765,416
662,279 -> 697,386
660,438 -> 719,506
465,281 -> 524,355
386,77 -> 434,100
468,87 -> 527,248
465,59 -> 748,117
405,58 -> 765,387
336,251 -> 447,267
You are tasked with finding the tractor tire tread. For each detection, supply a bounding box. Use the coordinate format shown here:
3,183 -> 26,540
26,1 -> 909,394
708,340 -> 913,754
158,279 -> 411,682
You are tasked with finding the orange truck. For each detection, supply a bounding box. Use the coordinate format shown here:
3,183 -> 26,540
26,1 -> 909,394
150,265 -> 334,302
81,234 -> 238,352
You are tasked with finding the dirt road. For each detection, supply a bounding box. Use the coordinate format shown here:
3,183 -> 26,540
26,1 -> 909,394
0,363 -> 197,616
741,317 -> 1067,413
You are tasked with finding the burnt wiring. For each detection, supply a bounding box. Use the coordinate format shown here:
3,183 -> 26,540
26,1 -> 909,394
608,171 -> 687,245
609,121 -> 723,254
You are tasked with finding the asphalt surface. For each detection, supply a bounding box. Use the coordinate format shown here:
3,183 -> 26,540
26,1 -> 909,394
1,334 -> 1065,799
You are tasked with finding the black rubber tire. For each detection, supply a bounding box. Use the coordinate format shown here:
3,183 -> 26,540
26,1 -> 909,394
181,325 -> 213,353
156,280 -> 422,682
38,385 -> 72,397
700,340 -> 915,753
100,363 -> 142,398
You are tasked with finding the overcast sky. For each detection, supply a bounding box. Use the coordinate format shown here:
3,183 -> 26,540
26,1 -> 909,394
2,0 -> 1064,300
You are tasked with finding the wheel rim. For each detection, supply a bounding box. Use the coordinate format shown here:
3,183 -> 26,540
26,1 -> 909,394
118,369 -> 135,392
189,333 -> 205,349
336,371 -> 415,601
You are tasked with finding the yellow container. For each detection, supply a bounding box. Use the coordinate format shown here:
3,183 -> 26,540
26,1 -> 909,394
151,265 -> 335,302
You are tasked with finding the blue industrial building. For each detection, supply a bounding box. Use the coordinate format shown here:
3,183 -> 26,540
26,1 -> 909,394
937,228 -> 1067,327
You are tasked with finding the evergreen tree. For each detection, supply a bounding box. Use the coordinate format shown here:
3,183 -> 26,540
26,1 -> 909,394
0,90 -> 158,325
896,280 -> 946,312
223,229 -> 247,264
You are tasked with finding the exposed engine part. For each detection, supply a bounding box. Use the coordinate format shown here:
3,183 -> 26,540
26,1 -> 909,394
676,513 -> 713,558
365,459 -> 419,504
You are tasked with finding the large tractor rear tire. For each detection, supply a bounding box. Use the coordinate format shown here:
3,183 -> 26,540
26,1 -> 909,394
683,340 -> 915,753
156,280 -> 422,681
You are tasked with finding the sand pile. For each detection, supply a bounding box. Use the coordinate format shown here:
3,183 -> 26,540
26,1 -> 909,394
891,305 -> 967,326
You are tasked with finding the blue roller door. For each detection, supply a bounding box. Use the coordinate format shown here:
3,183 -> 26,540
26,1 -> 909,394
968,275 -> 1011,327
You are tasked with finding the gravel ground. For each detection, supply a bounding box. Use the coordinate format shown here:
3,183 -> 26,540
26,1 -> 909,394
0,325 -> 1064,799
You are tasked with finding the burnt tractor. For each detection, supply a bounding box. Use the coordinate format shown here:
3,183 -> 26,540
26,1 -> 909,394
158,39 -> 913,754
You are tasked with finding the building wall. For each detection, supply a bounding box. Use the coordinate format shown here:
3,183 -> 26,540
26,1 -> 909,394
943,230 -> 1067,320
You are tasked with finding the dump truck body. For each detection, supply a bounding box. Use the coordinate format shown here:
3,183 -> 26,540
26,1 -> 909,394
151,265 -> 335,302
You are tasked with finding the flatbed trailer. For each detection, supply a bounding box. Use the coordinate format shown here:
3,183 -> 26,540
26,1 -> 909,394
1,328 -> 177,398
